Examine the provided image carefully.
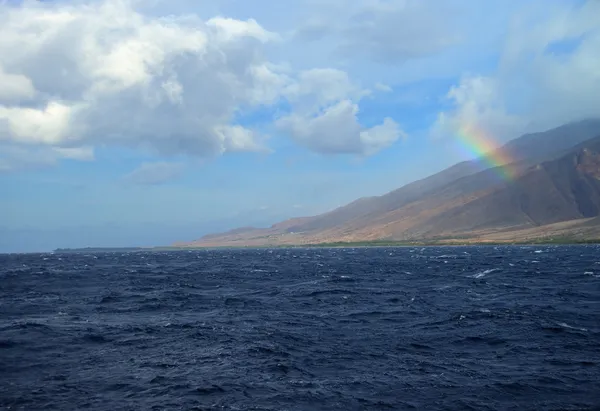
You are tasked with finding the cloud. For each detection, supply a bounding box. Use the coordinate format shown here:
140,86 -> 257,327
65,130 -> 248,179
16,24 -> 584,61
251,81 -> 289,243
0,144 -> 94,173
207,17 -> 279,43
280,0 -> 520,91
293,19 -> 332,42
336,0 -> 462,63
374,82 -> 392,93
0,0 -> 281,158
0,66 -> 35,101
0,0 -> 403,169
277,100 -> 402,155
432,75 -> 527,141
284,69 -> 364,109
433,0 -> 600,142
0,101 -> 75,145
277,68 -> 404,155
291,0 -> 462,64
124,162 -> 183,185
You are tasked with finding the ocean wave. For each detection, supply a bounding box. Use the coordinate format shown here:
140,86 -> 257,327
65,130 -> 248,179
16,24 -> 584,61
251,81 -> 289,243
1,246 -> 599,410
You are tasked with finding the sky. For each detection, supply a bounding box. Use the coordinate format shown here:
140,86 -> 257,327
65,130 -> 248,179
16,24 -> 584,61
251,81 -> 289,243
1,0 -> 599,252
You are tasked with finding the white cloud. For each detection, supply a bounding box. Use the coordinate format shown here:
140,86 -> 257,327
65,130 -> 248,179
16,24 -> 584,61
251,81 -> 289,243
0,0 -> 403,170
0,66 -> 35,101
284,69 -> 361,105
206,17 -> 278,43
360,118 -> 405,155
7,0 -> 595,169
336,0 -> 462,63
432,75 -> 526,141
0,101 -> 76,144
215,125 -> 269,153
433,0 -> 600,142
290,0 -> 463,64
276,67 -> 403,155
374,82 -> 392,93
277,99 -> 402,156
0,0 -> 282,158
53,146 -> 95,162
0,144 -> 94,173
124,161 -> 183,185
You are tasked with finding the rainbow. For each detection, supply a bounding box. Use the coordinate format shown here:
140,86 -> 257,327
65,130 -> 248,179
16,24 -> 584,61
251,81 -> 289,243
455,123 -> 516,181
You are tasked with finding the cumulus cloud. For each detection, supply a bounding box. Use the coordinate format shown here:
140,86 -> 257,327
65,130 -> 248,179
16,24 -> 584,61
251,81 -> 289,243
0,101 -> 76,145
124,162 -> 184,185
0,0 -> 282,159
432,75 -> 527,141
433,0 -> 600,142
277,68 -> 403,155
277,99 -> 402,156
0,0 -> 401,170
0,66 -> 36,101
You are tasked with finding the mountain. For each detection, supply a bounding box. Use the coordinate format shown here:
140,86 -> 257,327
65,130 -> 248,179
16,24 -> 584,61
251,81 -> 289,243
179,120 -> 600,247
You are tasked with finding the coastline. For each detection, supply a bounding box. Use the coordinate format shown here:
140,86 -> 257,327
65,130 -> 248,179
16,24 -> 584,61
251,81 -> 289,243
51,237 -> 600,253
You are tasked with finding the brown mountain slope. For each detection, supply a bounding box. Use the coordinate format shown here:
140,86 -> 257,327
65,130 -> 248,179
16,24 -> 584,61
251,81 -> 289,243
277,119 -> 600,235
404,143 -> 600,239
280,142 -> 600,243
180,122 -> 600,247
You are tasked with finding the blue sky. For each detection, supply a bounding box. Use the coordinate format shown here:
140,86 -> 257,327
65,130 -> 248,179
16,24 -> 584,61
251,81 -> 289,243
1,0 -> 599,252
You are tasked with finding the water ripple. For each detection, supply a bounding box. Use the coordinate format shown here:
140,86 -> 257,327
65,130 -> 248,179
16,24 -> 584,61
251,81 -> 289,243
1,245 -> 600,410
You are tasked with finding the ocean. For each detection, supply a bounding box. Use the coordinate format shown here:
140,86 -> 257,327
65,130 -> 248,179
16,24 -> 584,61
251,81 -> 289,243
1,246 -> 599,410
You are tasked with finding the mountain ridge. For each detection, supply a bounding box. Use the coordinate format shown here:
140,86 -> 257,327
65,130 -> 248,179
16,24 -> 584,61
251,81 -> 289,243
178,119 -> 600,247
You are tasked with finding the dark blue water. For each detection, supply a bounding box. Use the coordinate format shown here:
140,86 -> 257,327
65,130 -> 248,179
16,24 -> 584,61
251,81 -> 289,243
1,246 -> 600,410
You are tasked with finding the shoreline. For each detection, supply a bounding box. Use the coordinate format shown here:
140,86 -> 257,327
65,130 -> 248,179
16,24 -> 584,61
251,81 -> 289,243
48,238 -> 600,253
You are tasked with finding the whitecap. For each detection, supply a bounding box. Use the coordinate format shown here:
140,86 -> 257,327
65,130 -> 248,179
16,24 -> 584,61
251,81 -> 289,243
558,322 -> 588,332
534,250 -> 543,254
471,268 -> 499,278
